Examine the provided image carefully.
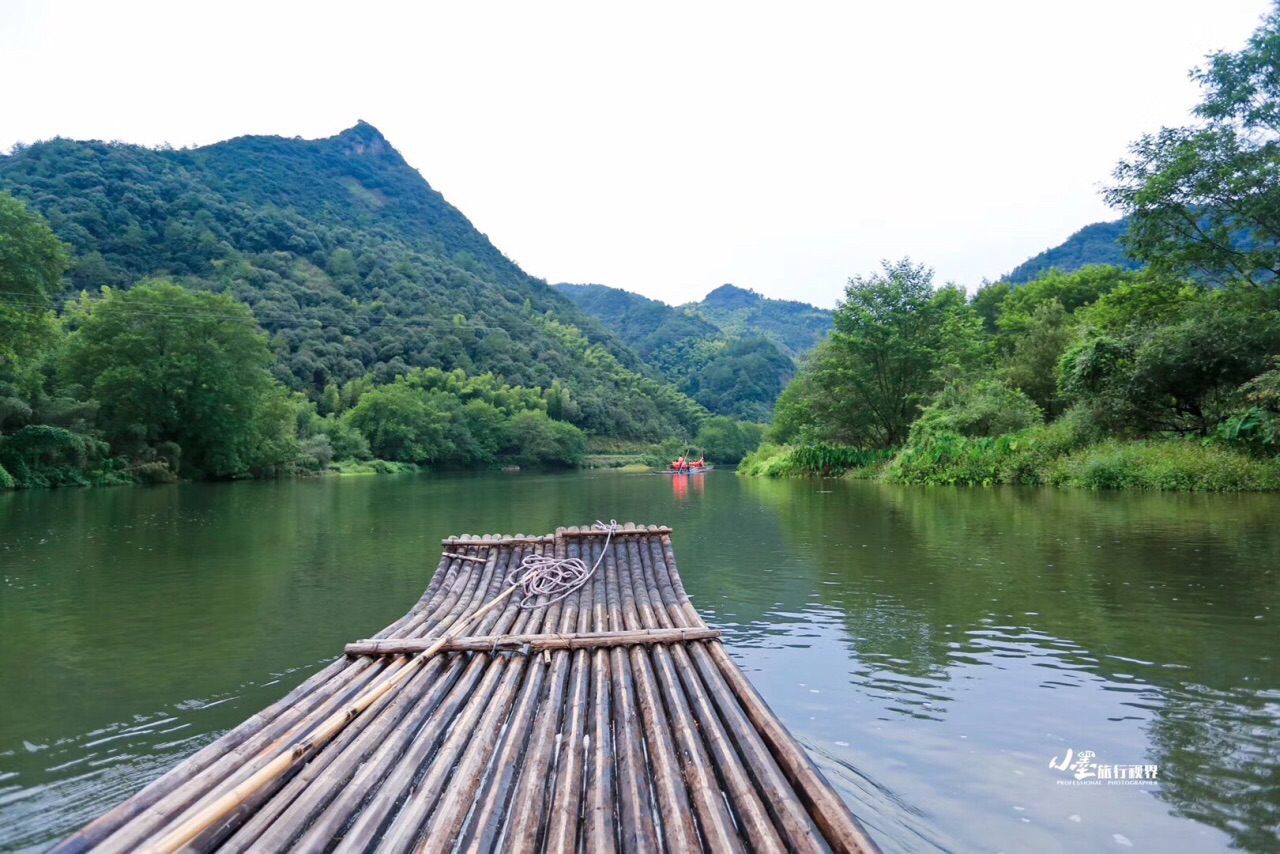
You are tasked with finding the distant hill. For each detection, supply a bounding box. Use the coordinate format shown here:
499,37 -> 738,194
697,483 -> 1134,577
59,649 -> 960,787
681,284 -> 832,359
556,282 -> 830,422
1002,219 -> 1142,283
0,122 -> 706,440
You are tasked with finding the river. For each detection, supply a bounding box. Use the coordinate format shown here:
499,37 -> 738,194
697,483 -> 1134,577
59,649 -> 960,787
1,471 -> 1277,852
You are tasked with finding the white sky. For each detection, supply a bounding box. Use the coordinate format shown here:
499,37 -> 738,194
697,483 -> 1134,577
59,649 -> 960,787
1,1 -> 1273,307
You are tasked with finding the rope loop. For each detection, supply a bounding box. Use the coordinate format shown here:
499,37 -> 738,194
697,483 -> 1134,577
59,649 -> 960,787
507,520 -> 618,608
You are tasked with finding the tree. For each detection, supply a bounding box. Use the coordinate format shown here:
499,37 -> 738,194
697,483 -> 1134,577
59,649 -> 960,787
0,192 -> 70,371
1060,289 -> 1280,437
61,280 -> 295,477
1106,5 -> 1280,284
775,259 -> 986,447
344,381 -> 449,463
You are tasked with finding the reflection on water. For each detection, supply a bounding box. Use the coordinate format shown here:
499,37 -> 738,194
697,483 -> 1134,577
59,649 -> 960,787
1,474 -> 1277,851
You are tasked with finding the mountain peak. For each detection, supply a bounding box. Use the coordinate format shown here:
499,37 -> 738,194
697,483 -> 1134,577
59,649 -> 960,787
334,120 -> 392,157
703,284 -> 762,309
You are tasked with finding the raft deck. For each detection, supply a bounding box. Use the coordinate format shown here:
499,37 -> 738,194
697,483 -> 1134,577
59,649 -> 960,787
56,524 -> 878,853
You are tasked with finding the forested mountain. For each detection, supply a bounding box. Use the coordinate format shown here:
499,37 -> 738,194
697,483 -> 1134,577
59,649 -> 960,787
555,282 -> 808,422
680,284 -> 831,358
0,122 -> 705,442
1002,219 -> 1142,283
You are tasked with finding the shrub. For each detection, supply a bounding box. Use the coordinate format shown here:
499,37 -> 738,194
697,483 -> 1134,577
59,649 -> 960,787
737,443 -> 893,477
1049,440 -> 1280,491
909,379 -> 1043,441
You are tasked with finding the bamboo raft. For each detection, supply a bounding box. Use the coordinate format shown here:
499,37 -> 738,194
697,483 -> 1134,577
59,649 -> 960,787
55,523 -> 878,853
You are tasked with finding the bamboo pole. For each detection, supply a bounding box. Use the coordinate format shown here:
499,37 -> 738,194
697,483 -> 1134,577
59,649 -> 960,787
707,641 -> 880,854
376,541 -> 552,851
652,534 -> 856,853
329,544 -> 530,852
614,534 -> 702,852
602,529 -> 659,853
217,539 -> 508,852
583,533 -> 618,853
206,543 -> 504,851
540,531 -> 597,854
640,535 -> 787,853
460,532 -> 583,852
137,549 -> 523,854
625,534 -> 751,854
424,534 -> 576,850
49,544 -> 473,854
344,626 -> 721,656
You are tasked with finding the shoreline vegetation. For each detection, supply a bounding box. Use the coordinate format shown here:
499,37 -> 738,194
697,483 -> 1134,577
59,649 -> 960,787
742,13 -> 1280,494
739,438 -> 1280,492
6,10 -> 1280,494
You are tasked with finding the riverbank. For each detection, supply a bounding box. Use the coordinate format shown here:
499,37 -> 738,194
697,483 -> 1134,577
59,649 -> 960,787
740,436 -> 1280,491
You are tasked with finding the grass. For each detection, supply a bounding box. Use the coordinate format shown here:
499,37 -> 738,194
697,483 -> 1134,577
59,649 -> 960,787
741,430 -> 1280,492
738,443 -> 894,477
1048,440 -> 1280,491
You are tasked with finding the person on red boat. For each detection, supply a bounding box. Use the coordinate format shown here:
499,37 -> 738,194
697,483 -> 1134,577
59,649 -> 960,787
672,455 -> 686,471
692,457 -> 705,469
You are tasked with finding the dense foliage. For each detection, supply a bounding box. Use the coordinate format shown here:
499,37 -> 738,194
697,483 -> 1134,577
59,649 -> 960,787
556,282 -> 808,421
0,122 -> 724,487
769,259 -> 984,448
0,123 -> 706,451
1107,8 -> 1280,286
679,284 -> 832,359
1000,219 -> 1140,284
747,8 -> 1280,491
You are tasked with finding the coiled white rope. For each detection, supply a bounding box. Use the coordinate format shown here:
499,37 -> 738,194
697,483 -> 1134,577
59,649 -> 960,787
507,519 -> 618,607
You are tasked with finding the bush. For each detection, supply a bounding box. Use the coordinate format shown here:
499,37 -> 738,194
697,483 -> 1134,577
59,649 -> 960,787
909,379 -> 1043,441
506,410 -> 587,467
888,413 -> 1093,486
1048,440 -> 1280,491
736,443 -> 795,477
737,443 -> 894,477
133,461 -> 179,484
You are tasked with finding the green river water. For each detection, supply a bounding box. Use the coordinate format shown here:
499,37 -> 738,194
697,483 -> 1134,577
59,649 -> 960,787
0,471 -> 1277,852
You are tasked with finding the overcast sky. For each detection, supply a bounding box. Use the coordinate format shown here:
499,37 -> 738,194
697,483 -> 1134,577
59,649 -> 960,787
2,1 -> 1273,307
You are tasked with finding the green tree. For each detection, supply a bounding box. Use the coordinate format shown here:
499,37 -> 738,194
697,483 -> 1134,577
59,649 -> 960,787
505,410 -> 586,467
60,280 -> 295,477
775,259 -> 986,447
999,298 -> 1074,416
344,381 -> 449,463
0,192 -> 70,371
1060,289 -> 1280,437
1106,6 -> 1280,284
